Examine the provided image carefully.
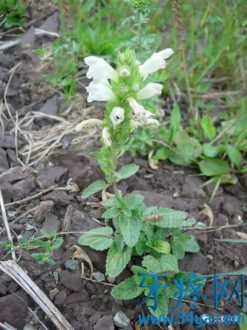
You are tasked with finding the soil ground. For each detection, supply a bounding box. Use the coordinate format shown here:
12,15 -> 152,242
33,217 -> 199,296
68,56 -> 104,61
0,2 -> 246,330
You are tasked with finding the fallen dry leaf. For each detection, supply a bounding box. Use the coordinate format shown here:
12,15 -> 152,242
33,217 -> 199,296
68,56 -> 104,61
200,203 -> 214,227
236,232 -> 247,239
71,245 -> 93,279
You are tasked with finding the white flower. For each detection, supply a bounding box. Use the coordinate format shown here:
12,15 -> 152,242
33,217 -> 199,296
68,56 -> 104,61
139,48 -> 174,79
110,107 -> 125,127
130,120 -> 142,131
84,56 -> 118,80
127,97 -> 154,124
119,68 -> 130,77
75,119 -> 103,131
144,118 -> 160,126
137,83 -> 163,100
102,127 -> 112,147
135,60 -> 141,66
86,80 -> 115,103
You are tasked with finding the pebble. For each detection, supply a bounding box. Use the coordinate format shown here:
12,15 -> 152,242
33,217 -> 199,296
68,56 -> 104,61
207,254 -> 213,260
53,267 -> 62,282
64,259 -> 80,271
93,272 -> 105,282
234,260 -> 239,269
113,311 -> 130,328
49,288 -> 59,300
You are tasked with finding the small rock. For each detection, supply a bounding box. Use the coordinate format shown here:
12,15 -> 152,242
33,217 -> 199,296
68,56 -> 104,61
0,131 -> 15,149
49,288 -> 59,300
39,12 -> 59,33
207,254 -> 213,260
38,95 -> 59,122
213,229 -> 222,239
33,201 -> 54,223
21,26 -> 35,48
93,272 -> 105,282
94,315 -> 114,330
132,190 -> 174,208
23,325 -> 37,330
64,259 -> 79,271
89,312 -> 102,324
0,290 -> 28,329
59,270 -> 83,291
234,260 -> 239,269
0,148 -> 9,173
54,289 -> 67,306
36,166 -> 68,189
41,190 -> 74,203
65,289 -> 89,304
41,213 -> 60,233
114,311 -> 130,328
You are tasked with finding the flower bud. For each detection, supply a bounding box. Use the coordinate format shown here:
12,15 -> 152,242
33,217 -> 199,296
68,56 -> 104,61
120,85 -> 129,93
132,84 -> 140,91
102,128 -> 112,147
119,68 -> 131,77
132,0 -> 149,9
110,107 -> 125,127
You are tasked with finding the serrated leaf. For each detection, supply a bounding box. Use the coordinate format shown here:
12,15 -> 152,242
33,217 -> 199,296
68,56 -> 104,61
134,235 -> 150,256
117,164 -> 140,180
78,227 -> 113,251
122,207 -> 132,217
124,194 -> 144,209
102,207 -> 121,219
226,144 -> 242,167
171,241 -> 185,260
199,159 -> 231,176
82,180 -> 109,198
200,115 -> 216,140
119,212 -> 141,247
148,294 -> 169,317
144,207 -> 195,228
111,276 -> 143,300
146,240 -> 171,254
115,235 -> 125,251
101,197 -> 115,207
106,242 -> 132,278
142,254 -> 179,275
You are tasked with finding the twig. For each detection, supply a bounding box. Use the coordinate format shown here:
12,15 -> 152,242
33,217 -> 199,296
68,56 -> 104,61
62,205 -> 73,232
5,185 -> 58,208
0,260 -> 74,330
81,275 -> 116,287
0,190 -> 16,261
0,323 -> 17,330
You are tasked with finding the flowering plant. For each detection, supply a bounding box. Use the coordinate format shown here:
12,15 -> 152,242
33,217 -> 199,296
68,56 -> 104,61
78,48 -> 200,316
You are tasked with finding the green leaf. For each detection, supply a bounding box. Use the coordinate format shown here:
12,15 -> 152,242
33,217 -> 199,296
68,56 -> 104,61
52,238 -> 64,250
81,180 -> 109,198
124,194 -> 144,209
111,276 -> 143,300
202,143 -> 220,158
142,254 -> 179,275
115,235 -> 125,251
199,159 -> 231,176
78,227 -> 113,251
171,241 -> 185,260
183,238 -> 200,253
102,207 -> 121,219
148,294 -> 169,317
153,148 -> 169,161
43,241 -> 51,253
117,164 -> 140,180
134,235 -> 150,256
239,313 -> 247,330
215,238 -> 247,243
170,104 -> 181,136
200,115 -> 216,140
119,213 -> 141,247
106,242 -> 132,278
122,207 -> 132,217
31,253 -> 47,261
169,131 -> 202,166
144,207 -> 195,228
146,240 -> 171,254
226,144 -> 242,167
